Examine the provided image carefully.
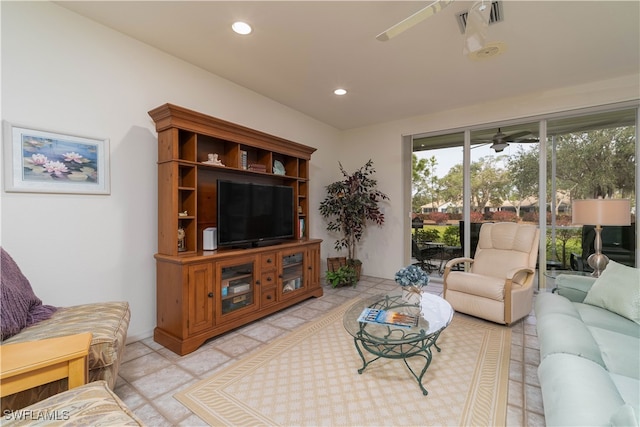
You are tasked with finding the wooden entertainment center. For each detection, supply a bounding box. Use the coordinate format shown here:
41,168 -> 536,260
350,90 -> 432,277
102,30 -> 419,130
149,104 -> 323,355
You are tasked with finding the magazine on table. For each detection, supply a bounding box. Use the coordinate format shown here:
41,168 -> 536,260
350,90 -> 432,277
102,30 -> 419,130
357,307 -> 419,328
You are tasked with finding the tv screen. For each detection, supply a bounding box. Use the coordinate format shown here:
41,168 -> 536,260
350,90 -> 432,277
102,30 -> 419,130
217,180 -> 294,247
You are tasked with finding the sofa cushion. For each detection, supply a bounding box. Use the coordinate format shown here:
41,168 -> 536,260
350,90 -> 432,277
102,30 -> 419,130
589,326 -> 640,379
2,302 -> 130,370
576,303 -> 640,339
1,380 -> 143,426
537,312 -> 605,367
538,353 -> 628,426
610,373 -> 640,421
610,404 -> 639,427
584,261 -> 640,325
555,274 -> 596,303
0,248 -> 57,340
534,291 -> 582,320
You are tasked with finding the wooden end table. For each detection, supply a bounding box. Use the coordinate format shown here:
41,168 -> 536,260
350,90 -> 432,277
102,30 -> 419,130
0,332 -> 92,397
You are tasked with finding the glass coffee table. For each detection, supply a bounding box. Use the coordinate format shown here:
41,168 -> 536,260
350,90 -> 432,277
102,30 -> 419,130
343,292 -> 453,395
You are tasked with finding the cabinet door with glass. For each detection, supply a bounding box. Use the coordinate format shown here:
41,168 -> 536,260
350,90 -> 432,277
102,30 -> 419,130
279,248 -> 306,298
216,255 -> 257,321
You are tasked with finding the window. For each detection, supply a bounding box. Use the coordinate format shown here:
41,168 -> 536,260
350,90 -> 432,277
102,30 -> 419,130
411,106 -> 637,284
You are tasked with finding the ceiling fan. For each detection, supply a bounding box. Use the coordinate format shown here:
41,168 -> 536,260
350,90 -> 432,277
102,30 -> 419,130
376,0 -> 495,56
473,129 -> 539,152
375,0 -> 455,42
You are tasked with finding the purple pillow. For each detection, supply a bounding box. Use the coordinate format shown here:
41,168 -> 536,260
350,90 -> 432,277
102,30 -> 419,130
1,247 -> 57,340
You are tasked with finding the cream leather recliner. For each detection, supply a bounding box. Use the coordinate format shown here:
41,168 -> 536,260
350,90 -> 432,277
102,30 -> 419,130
443,222 -> 540,325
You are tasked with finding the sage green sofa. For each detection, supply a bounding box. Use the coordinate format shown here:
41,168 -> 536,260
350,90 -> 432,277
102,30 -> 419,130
535,261 -> 639,426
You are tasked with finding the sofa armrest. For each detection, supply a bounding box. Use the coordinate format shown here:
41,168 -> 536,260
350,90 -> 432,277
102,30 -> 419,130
554,274 -> 596,302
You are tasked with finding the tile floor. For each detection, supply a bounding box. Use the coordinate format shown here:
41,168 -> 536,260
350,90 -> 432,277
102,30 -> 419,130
115,276 -> 546,426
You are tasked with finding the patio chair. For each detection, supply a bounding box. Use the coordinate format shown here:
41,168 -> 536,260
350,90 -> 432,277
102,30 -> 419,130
411,238 -> 442,273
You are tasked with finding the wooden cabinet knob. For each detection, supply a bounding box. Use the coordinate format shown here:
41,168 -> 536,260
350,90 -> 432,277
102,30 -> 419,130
208,292 -> 213,298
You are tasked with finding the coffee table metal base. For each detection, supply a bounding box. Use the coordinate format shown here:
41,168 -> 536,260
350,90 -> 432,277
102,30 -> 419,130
343,293 -> 453,397
353,330 -> 444,395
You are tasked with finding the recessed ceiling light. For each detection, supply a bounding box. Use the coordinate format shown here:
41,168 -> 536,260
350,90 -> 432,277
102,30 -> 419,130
334,88 -> 347,96
232,21 -> 252,35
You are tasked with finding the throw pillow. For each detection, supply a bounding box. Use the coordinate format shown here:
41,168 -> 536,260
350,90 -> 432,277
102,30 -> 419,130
1,247 -> 57,340
583,260 -> 640,324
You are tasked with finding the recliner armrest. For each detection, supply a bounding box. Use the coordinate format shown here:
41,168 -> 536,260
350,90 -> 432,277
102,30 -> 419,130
505,267 -> 534,281
555,274 -> 596,303
444,257 -> 473,269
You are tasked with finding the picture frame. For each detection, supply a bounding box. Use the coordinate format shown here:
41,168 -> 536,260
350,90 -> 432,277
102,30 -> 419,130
3,122 -> 110,195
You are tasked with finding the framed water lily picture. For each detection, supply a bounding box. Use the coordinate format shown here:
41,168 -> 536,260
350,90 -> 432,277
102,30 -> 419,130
3,122 -> 110,194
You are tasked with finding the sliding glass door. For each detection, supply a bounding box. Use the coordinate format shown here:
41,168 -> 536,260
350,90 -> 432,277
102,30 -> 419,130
411,105 -> 637,287
546,109 -> 637,272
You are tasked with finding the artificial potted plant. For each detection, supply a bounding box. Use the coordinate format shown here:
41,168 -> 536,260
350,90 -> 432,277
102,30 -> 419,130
319,159 -> 389,280
325,265 -> 358,288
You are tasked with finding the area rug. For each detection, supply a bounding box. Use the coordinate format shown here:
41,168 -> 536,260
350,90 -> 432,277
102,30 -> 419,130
175,298 -> 511,426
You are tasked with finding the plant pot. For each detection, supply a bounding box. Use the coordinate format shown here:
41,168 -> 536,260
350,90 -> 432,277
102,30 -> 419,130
327,257 -> 361,282
327,257 -> 347,272
352,262 -> 362,281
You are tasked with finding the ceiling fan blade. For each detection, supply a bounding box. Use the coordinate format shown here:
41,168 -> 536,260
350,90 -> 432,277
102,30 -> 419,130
505,130 -> 533,141
470,142 -> 492,149
376,0 -> 454,42
463,1 -> 492,54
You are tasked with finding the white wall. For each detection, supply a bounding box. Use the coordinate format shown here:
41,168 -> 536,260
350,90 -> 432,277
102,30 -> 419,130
1,1 -> 341,341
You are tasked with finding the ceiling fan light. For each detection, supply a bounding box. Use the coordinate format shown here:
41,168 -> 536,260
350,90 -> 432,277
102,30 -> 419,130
491,141 -> 508,152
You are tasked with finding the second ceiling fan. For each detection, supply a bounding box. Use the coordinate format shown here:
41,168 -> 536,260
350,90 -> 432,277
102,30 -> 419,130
473,129 -> 539,152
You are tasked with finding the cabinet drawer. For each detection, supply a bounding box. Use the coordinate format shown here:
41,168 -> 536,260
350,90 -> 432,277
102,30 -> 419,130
260,253 -> 277,270
260,271 -> 277,287
261,287 -> 277,307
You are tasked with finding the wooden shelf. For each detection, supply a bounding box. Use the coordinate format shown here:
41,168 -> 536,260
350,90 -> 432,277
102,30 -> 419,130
149,104 -> 322,355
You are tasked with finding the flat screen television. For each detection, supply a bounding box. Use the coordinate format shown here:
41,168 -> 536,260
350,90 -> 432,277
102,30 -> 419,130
217,180 -> 294,247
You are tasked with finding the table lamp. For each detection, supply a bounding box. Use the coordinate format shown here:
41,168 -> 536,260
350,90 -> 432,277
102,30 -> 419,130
572,198 -> 631,277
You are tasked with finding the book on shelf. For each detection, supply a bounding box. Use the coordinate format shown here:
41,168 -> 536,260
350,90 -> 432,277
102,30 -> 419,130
248,163 -> 267,172
240,150 -> 248,169
357,307 -> 419,328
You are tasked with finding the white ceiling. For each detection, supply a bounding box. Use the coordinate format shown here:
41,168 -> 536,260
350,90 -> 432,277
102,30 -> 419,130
57,1 -> 640,130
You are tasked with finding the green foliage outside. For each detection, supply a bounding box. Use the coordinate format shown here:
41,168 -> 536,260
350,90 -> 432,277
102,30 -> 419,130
414,227 -> 440,243
442,226 -> 460,246
547,228 -> 582,268
412,127 -> 636,215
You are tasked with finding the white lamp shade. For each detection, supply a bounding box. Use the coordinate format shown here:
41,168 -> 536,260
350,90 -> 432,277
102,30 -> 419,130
572,199 -> 631,226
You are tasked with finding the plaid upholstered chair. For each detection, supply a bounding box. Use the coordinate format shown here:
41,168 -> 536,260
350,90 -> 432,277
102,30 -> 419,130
1,248 -> 130,411
443,222 -> 540,325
